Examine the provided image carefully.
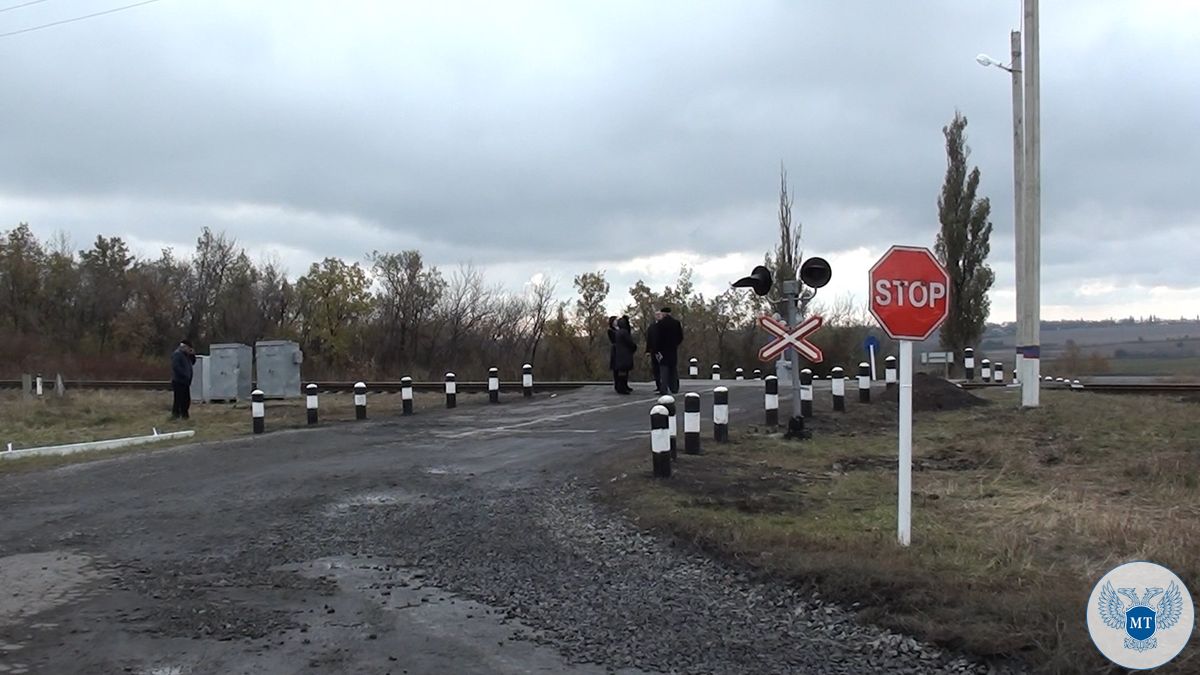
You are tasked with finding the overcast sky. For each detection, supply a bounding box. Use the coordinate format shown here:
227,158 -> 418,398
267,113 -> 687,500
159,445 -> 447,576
1,0 -> 1197,321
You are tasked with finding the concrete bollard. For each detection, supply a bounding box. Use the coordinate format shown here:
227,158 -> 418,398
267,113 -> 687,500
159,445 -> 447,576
658,395 -> 677,459
35,373 -> 43,397
981,358 -> 992,383
713,386 -> 729,442
711,363 -> 721,380
684,392 -> 701,455
488,367 -> 500,404
992,361 -> 1004,384
858,362 -> 871,403
735,367 -> 744,380
885,356 -> 897,390
964,347 -> 975,381
252,389 -> 265,434
753,368 -> 762,380
305,383 -> 319,425
522,364 -> 533,398
764,376 -> 779,426
831,366 -> 845,412
401,377 -> 414,415
54,373 -> 65,398
354,382 -> 367,420
651,405 -> 671,478
445,372 -> 457,408
1043,375 -> 1053,382
800,368 -> 813,418
689,358 -> 699,378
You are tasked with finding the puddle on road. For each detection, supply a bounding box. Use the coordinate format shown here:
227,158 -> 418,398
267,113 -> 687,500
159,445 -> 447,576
324,489 -> 435,517
0,551 -> 107,627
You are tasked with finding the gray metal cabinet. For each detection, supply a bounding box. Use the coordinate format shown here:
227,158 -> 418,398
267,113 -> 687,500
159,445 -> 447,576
210,343 -> 253,402
189,354 -> 212,403
255,340 -> 303,399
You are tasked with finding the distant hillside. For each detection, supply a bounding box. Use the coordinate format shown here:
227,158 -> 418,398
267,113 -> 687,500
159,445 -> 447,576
979,319 -> 1200,359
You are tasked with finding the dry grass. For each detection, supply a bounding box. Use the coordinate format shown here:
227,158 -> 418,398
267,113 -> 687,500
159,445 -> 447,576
0,389 -> 462,473
600,389 -> 1200,674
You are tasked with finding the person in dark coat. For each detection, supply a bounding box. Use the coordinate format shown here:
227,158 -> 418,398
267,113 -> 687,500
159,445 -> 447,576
654,307 -> 684,394
645,311 -> 662,393
613,316 -> 637,394
171,339 -> 197,419
606,316 -> 621,393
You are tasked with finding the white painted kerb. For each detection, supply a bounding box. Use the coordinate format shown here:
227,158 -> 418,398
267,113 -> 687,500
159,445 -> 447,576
1,430 -> 196,461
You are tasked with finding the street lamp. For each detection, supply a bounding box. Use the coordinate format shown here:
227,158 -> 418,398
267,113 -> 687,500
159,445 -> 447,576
976,21 -> 1039,408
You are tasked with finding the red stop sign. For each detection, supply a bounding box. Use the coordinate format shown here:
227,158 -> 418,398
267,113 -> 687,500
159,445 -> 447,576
869,246 -> 951,340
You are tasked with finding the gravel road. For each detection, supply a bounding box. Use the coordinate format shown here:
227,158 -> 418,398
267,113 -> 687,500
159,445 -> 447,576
0,382 -> 1022,674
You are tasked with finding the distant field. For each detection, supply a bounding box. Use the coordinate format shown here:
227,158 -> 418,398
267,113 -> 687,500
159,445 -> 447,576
1099,356 -> 1200,377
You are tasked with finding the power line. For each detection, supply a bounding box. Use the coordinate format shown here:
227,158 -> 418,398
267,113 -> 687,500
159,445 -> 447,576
0,0 -> 163,39
0,0 -> 53,14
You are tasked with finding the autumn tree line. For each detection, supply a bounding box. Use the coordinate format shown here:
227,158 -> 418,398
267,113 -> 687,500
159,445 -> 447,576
0,222 -> 892,382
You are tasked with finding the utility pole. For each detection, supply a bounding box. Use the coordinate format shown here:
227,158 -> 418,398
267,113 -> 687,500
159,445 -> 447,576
1021,0 -> 1041,406
1010,30 -> 1025,394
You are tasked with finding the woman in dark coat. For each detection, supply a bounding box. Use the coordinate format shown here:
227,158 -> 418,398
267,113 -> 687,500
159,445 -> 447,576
613,316 -> 637,394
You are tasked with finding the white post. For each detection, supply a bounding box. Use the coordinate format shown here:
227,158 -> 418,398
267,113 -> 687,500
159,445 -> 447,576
898,340 -> 913,547
869,344 -> 877,381
1022,0 -> 1041,407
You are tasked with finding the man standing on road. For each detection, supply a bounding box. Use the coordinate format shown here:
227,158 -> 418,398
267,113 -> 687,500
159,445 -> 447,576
171,339 -> 196,420
655,306 -> 684,394
645,311 -> 662,393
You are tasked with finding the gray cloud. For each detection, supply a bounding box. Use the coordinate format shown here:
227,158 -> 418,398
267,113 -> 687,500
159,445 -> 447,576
0,0 -> 1196,318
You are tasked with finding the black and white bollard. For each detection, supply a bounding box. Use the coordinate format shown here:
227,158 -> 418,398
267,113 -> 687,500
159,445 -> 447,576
684,392 -> 701,455
981,358 -> 992,383
305,383 -> 319,425
885,356 -> 897,390
651,405 -> 671,478
713,386 -> 729,442
711,363 -> 721,380
522,364 -> 533,398
992,361 -> 1003,384
35,374 -> 43,397
401,376 -> 414,415
488,367 -> 500,403
445,372 -> 457,408
800,368 -> 813,418
689,358 -> 699,378
753,368 -> 762,380
765,375 -> 779,426
964,347 -> 975,381
252,389 -> 265,434
735,367 -> 744,380
354,382 -> 367,420
831,366 -> 845,411
658,395 -> 677,459
858,362 -> 871,403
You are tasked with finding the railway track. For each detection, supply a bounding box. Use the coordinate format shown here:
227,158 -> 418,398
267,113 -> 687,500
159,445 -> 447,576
0,379 -> 603,394
959,381 -> 1200,394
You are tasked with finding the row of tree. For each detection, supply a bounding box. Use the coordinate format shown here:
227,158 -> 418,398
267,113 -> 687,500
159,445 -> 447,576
1,111 -> 996,381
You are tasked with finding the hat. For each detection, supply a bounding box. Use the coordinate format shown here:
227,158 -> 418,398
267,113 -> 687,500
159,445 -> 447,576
181,339 -> 194,348
659,307 -> 672,313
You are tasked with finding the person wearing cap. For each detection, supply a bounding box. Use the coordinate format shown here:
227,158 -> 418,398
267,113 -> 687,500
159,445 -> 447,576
654,306 -> 684,394
170,339 -> 197,419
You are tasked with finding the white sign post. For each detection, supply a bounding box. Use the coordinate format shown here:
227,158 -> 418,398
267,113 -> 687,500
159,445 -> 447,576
868,246 -> 951,547
869,343 -> 877,381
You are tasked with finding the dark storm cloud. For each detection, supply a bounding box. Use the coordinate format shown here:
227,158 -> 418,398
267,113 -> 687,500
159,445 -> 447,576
0,0 -> 1196,314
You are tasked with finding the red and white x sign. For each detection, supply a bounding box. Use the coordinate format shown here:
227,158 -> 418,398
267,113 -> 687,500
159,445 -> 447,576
758,314 -> 824,363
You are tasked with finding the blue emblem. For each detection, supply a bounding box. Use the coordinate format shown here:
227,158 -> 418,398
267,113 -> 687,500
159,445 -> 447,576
1098,581 -> 1185,652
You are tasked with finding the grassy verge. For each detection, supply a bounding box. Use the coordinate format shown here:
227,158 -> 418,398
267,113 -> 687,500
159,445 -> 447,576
0,389 -> 459,473
599,388 -> 1200,673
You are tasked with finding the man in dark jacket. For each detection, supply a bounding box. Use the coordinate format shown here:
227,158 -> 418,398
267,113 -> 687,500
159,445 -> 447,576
171,339 -> 196,419
654,307 -> 684,394
645,312 -> 662,393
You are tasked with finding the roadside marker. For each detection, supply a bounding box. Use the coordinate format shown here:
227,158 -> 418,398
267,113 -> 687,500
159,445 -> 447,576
354,382 -> 367,420
306,383 -> 319,425
651,405 -> 671,478
252,390 -> 265,434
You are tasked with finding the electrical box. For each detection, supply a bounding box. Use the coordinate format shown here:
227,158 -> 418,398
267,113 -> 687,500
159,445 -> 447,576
255,340 -> 303,399
210,343 -> 253,402
189,354 -> 212,403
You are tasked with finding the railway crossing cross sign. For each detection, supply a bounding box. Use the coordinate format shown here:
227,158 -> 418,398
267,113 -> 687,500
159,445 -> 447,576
758,314 -> 824,363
